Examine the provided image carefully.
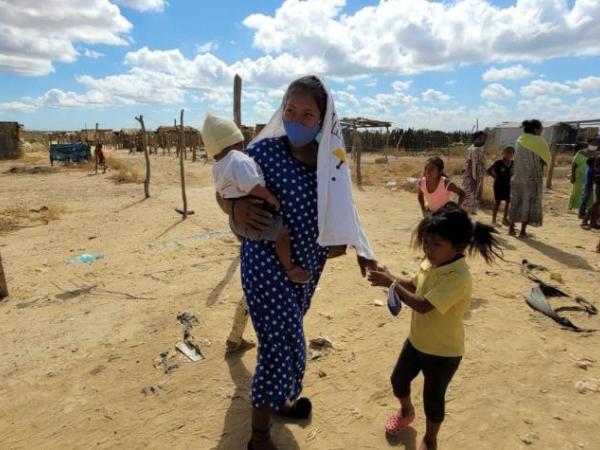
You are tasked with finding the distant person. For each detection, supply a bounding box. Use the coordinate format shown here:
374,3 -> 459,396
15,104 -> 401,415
486,145 -> 515,226
462,131 -> 487,215
570,137 -> 599,216
202,112 -> 311,284
579,156 -> 597,221
418,156 -> 465,216
368,203 -> 501,450
508,119 -> 550,238
581,154 -> 600,230
94,144 -> 106,174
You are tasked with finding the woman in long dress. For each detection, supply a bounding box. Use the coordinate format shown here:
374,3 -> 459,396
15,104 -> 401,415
462,132 -> 487,215
508,119 -> 551,238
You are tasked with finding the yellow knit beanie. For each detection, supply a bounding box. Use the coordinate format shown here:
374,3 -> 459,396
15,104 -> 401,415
201,112 -> 244,158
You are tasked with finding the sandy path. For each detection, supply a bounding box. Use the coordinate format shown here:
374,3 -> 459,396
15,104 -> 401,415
1,151 -> 599,450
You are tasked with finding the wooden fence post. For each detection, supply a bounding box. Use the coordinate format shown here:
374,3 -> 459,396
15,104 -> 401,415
135,115 -> 151,198
233,74 -> 242,128
0,251 -> 8,300
384,126 -> 390,163
355,130 -> 363,186
176,109 -> 193,217
546,143 -> 558,189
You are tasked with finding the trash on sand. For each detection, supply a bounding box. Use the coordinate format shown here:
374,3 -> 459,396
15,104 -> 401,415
575,359 -> 593,370
89,365 -> 105,376
65,253 -> 105,265
384,181 -> 397,189
309,351 -> 322,361
154,351 -> 179,373
309,337 -> 333,350
141,385 -> 164,396
521,259 -> 547,272
194,230 -> 230,240
318,370 -> 327,378
373,299 -> 384,307
344,352 -> 356,363
176,342 -> 204,362
575,378 -> 600,394
550,272 -> 563,283
177,312 -> 199,329
519,432 -> 538,445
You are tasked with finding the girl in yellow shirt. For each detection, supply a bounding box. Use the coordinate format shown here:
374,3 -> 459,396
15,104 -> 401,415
368,203 -> 501,450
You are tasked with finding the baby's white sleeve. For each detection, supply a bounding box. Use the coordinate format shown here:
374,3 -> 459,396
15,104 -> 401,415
234,157 -> 264,193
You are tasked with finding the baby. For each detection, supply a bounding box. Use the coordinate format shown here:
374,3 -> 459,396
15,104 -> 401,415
201,113 -> 311,284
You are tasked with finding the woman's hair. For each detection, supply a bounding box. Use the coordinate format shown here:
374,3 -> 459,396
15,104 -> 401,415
284,76 -> 328,119
413,202 -> 502,263
472,131 -> 487,142
522,119 -> 542,134
502,145 -> 515,154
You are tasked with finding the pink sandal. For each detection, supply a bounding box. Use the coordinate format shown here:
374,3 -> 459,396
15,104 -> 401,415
385,410 -> 415,435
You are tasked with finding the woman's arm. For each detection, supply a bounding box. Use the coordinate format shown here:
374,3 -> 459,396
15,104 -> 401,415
447,182 -> 466,208
417,190 -> 426,217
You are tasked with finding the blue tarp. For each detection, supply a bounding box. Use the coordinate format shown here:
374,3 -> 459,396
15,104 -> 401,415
50,142 -> 90,162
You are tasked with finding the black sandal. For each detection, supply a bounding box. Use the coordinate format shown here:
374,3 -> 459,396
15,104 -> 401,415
277,397 -> 312,419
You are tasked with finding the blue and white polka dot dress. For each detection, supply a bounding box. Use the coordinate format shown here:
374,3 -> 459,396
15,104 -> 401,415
241,137 -> 328,411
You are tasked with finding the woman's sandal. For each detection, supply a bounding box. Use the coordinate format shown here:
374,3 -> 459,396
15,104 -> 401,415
247,426 -> 275,450
385,410 -> 415,435
277,397 -> 312,419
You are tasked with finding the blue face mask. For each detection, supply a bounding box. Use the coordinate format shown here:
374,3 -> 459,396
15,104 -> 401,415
283,120 -> 321,147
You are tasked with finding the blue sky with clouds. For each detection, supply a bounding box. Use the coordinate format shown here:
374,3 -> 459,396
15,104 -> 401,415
1,0 -> 599,131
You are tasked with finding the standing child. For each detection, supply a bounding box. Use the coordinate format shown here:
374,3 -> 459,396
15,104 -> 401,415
487,146 -> 514,226
95,143 -> 107,174
202,112 -> 311,284
368,203 -> 501,450
418,157 -> 465,216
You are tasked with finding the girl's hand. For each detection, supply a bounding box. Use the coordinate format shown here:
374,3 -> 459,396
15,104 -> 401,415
357,255 -> 378,278
367,266 -> 394,288
233,198 -> 273,232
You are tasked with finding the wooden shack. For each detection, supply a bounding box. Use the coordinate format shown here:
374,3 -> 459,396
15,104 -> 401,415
0,122 -> 22,160
156,126 -> 201,156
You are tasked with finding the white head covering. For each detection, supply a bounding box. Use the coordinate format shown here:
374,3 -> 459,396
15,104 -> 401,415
249,75 -> 375,260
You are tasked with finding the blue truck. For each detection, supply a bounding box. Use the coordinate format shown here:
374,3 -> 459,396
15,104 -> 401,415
49,142 -> 91,165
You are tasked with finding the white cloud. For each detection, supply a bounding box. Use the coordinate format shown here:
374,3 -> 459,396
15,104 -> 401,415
113,0 -> 166,12
481,83 -> 515,100
518,95 -> 600,120
482,64 -> 533,82
196,42 -> 218,53
520,79 -> 581,97
422,88 -> 450,102
0,0 -> 132,75
572,76 -> 600,92
0,101 -> 37,113
83,49 -> 104,59
444,80 -> 456,86
242,0 -> 600,78
346,84 -> 356,91
392,80 -> 412,91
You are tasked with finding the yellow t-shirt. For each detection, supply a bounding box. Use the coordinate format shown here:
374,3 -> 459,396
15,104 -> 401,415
409,257 -> 472,357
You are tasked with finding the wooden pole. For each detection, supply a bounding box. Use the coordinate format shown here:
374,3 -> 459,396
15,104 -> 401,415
135,115 -> 151,198
0,251 -> 8,300
176,109 -> 194,217
233,74 -> 242,128
384,126 -> 390,163
355,130 -> 362,186
546,143 -> 558,189
94,123 -> 99,174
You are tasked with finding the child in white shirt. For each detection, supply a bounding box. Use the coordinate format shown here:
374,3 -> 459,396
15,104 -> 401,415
202,113 -> 311,284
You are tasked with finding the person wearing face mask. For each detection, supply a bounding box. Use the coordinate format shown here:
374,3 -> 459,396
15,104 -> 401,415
571,136 -> 600,217
462,131 -> 487,215
216,75 -> 376,450
508,119 -> 551,238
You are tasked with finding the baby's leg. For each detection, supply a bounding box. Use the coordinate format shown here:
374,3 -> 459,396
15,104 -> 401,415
275,227 -> 310,284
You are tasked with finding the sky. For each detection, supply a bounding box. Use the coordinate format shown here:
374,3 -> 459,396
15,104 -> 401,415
0,0 -> 599,132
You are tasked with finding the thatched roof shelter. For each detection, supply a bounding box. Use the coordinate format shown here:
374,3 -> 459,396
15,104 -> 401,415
0,122 -> 22,160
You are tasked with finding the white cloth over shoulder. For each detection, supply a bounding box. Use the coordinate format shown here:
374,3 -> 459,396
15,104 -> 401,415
249,75 -> 375,260
212,149 -> 264,199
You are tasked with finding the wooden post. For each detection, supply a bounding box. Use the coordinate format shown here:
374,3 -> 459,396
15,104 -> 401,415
0,251 -> 8,300
384,126 -> 390,163
355,130 -> 363,186
94,123 -> 99,174
176,109 -> 194,217
135,115 -> 151,198
546,143 -> 558,189
233,74 -> 242,128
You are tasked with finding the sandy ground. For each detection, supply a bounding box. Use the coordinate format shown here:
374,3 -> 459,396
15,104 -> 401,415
1,148 -> 599,450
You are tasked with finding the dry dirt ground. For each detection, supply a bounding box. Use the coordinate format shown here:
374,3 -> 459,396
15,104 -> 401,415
1,149 -> 599,450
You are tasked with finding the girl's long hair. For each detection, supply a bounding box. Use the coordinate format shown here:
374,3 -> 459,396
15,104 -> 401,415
413,202 -> 502,263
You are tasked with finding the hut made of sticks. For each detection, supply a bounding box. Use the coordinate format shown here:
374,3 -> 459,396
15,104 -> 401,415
78,129 -> 115,145
156,126 -> 201,153
116,128 -> 142,150
0,122 -> 22,160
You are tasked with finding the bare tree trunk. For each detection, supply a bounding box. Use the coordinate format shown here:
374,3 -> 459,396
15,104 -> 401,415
94,123 -> 99,174
0,251 -> 8,300
175,109 -> 193,217
233,74 -> 242,128
135,115 -> 151,198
